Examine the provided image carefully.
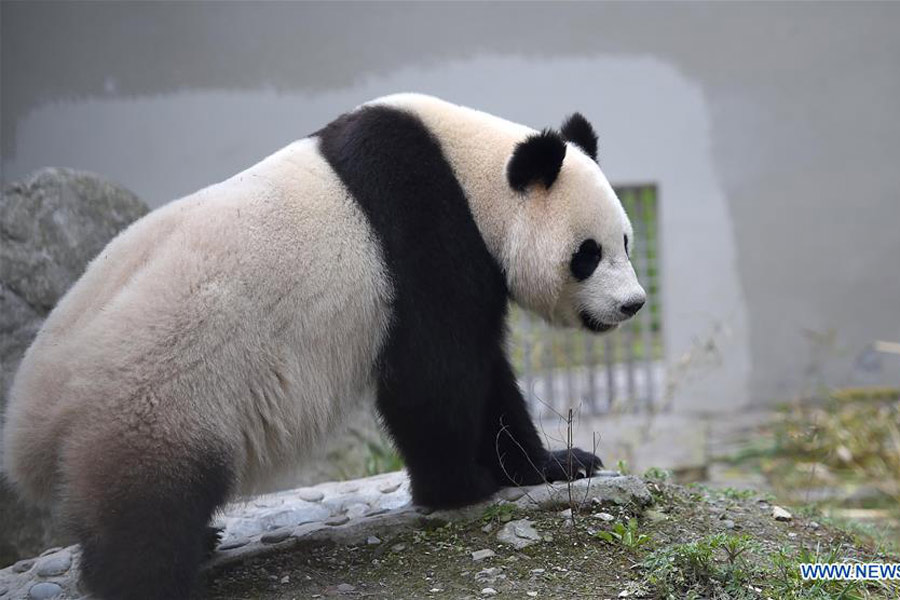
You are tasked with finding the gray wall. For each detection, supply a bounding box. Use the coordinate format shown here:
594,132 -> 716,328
3,2 -> 899,411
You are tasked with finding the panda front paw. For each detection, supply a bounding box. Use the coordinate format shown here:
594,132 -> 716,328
203,525 -> 224,559
543,448 -> 603,482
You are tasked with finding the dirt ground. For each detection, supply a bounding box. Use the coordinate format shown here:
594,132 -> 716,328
204,480 -> 899,599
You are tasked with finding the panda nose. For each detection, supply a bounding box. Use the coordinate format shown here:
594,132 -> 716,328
620,299 -> 645,317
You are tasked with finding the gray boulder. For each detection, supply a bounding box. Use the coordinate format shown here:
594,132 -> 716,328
0,168 -> 148,567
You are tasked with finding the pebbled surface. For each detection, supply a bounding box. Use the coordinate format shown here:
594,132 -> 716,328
0,471 -> 646,599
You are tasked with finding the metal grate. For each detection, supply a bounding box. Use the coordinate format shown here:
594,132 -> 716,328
510,184 -> 664,416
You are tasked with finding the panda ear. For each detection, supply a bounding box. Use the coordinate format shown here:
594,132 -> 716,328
560,113 -> 598,162
507,129 -> 567,192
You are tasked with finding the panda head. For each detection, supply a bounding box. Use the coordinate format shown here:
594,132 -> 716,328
502,113 -> 646,333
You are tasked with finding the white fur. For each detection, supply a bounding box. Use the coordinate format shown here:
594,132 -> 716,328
3,139 -> 392,501
373,94 -> 645,328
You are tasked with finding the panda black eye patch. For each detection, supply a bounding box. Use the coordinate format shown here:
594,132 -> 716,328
570,239 -> 602,281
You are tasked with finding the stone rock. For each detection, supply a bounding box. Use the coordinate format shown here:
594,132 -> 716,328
218,538 -> 250,551
0,168 -> 148,565
366,536 -> 382,545
325,515 -> 350,527
497,519 -> 541,549
34,551 -> 71,577
345,503 -> 370,519
260,529 -> 291,544
481,587 -> 498,597
475,567 -> 505,584
471,549 -> 496,561
296,488 -> 325,503
259,506 -> 331,531
28,582 -> 63,599
0,168 -> 147,318
336,582 -> 356,593
12,558 -> 35,573
722,519 -> 736,530
378,481 -> 401,494
514,476 -> 651,511
772,506 -> 793,521
498,488 -> 525,502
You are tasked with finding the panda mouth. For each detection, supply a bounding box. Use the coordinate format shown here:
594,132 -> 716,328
579,311 -> 616,333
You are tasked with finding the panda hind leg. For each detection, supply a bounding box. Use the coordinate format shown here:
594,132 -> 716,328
65,437 -> 232,600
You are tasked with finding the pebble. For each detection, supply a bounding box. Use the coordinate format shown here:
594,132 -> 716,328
722,519 -> 736,530
472,549 -> 496,561
498,488 -> 525,501
557,508 -> 572,519
12,558 -> 35,573
527,593 -> 538,598
391,543 -> 407,553
378,481 -> 402,494
325,515 -> 350,526
260,529 -> 291,544
336,583 -> 356,593
345,503 -> 370,519
35,551 -> 72,577
280,575 -> 290,584
594,512 -> 615,521
296,488 -> 325,502
475,567 -> 505,583
809,521 -> 821,530
772,506 -> 793,521
481,587 -> 498,596
218,538 -> 250,550
481,523 -> 494,533
497,519 -> 541,549
530,568 -> 545,574
28,582 -> 63,599
367,536 -> 382,545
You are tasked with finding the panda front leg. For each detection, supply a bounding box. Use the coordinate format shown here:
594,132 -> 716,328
481,354 -> 604,486
375,352 -> 503,509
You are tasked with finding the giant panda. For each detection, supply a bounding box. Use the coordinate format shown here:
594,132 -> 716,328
2,94 -> 645,599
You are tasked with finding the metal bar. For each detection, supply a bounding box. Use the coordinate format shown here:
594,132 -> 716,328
544,320 -> 556,414
623,189 -> 638,412
604,330 -> 615,412
520,309 -> 533,409
562,331 -> 576,410
641,187 -> 658,411
586,327 -> 597,413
